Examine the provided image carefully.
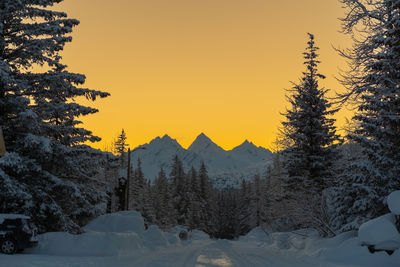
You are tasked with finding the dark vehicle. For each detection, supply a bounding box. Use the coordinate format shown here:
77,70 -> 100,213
0,214 -> 38,254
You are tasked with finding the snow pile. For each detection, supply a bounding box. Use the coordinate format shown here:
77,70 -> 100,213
240,227 -> 356,258
278,229 -> 320,251
36,231 -> 143,257
253,190 -> 400,265
322,233 -> 400,266
240,227 -> 270,243
191,229 -> 209,240
241,229 -> 400,266
356,190 -> 400,251
300,231 -> 357,258
143,225 -> 169,249
31,211 -> 175,257
388,190 -> 400,215
168,227 -> 188,240
270,232 -> 292,249
358,213 -> 400,247
165,231 -> 181,246
84,211 -> 144,235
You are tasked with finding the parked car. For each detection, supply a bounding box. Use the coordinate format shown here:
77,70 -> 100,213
0,214 -> 38,254
359,213 -> 400,255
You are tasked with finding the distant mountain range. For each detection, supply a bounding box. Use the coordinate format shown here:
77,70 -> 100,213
130,133 -> 273,188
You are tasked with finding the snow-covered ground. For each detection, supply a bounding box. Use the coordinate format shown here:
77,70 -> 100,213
0,211 -> 399,267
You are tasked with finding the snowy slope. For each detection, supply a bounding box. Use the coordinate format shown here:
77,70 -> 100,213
129,133 -> 273,188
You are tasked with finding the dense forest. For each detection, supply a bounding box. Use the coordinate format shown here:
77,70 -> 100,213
1,0 -> 400,240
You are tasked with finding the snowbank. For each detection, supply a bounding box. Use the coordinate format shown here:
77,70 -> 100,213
248,190 -> 400,265
270,232 -> 293,249
240,227 -> 270,243
358,213 -> 400,246
143,225 -> 169,249
191,229 -> 209,240
240,228 -> 399,266
322,234 -> 400,266
300,231 -> 357,258
84,211 -> 144,235
165,231 -> 181,246
388,190 -> 400,215
30,211 -> 174,256
34,231 -> 143,257
167,226 -> 209,241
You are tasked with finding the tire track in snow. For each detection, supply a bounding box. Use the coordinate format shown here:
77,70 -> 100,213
226,241 -> 323,267
126,240 -> 213,267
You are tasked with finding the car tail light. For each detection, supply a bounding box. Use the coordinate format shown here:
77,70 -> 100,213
23,226 -> 31,234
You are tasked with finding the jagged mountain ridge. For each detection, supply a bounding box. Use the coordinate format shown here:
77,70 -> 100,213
130,133 -> 273,188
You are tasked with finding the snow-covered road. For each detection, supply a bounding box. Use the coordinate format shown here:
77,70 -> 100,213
127,239 -> 320,267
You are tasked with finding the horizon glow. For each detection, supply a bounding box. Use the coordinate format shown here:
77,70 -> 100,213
57,0 -> 353,150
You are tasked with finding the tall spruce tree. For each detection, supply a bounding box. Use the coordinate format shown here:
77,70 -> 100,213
214,190 -> 238,239
152,168 -> 173,229
281,33 -> 340,191
170,155 -> 188,226
280,34 -> 340,235
334,0 -> 400,225
130,159 -> 145,211
188,167 -> 202,230
237,179 -> 253,235
0,0 -> 109,232
329,142 -> 372,231
198,162 -> 214,233
114,129 -> 128,166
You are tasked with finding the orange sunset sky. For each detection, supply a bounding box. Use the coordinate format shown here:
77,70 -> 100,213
57,0 -> 353,150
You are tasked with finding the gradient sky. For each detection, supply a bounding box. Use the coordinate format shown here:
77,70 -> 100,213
57,0 -> 353,150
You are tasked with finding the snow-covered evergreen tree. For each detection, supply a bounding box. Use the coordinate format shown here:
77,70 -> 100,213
328,142 -> 374,232
279,34 -> 340,235
281,33 -> 340,191
252,174 -> 268,227
214,190 -> 238,239
336,0 -> 400,222
115,176 -> 127,212
198,162 -> 215,233
130,159 -> 145,210
237,180 -> 253,235
152,168 -> 174,229
142,179 -> 156,226
0,0 -> 109,232
170,155 -> 189,226
114,129 -> 128,166
128,159 -> 155,225
188,167 -> 202,230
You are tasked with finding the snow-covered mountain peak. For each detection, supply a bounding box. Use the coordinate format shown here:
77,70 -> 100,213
160,134 -> 174,142
233,139 -> 257,151
196,132 -> 209,140
148,134 -> 182,149
241,139 -> 254,146
131,134 -> 273,188
188,133 -> 224,154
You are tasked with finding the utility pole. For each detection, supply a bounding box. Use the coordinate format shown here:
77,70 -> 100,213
125,148 -> 131,211
124,146 -> 146,211
0,126 -> 6,157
